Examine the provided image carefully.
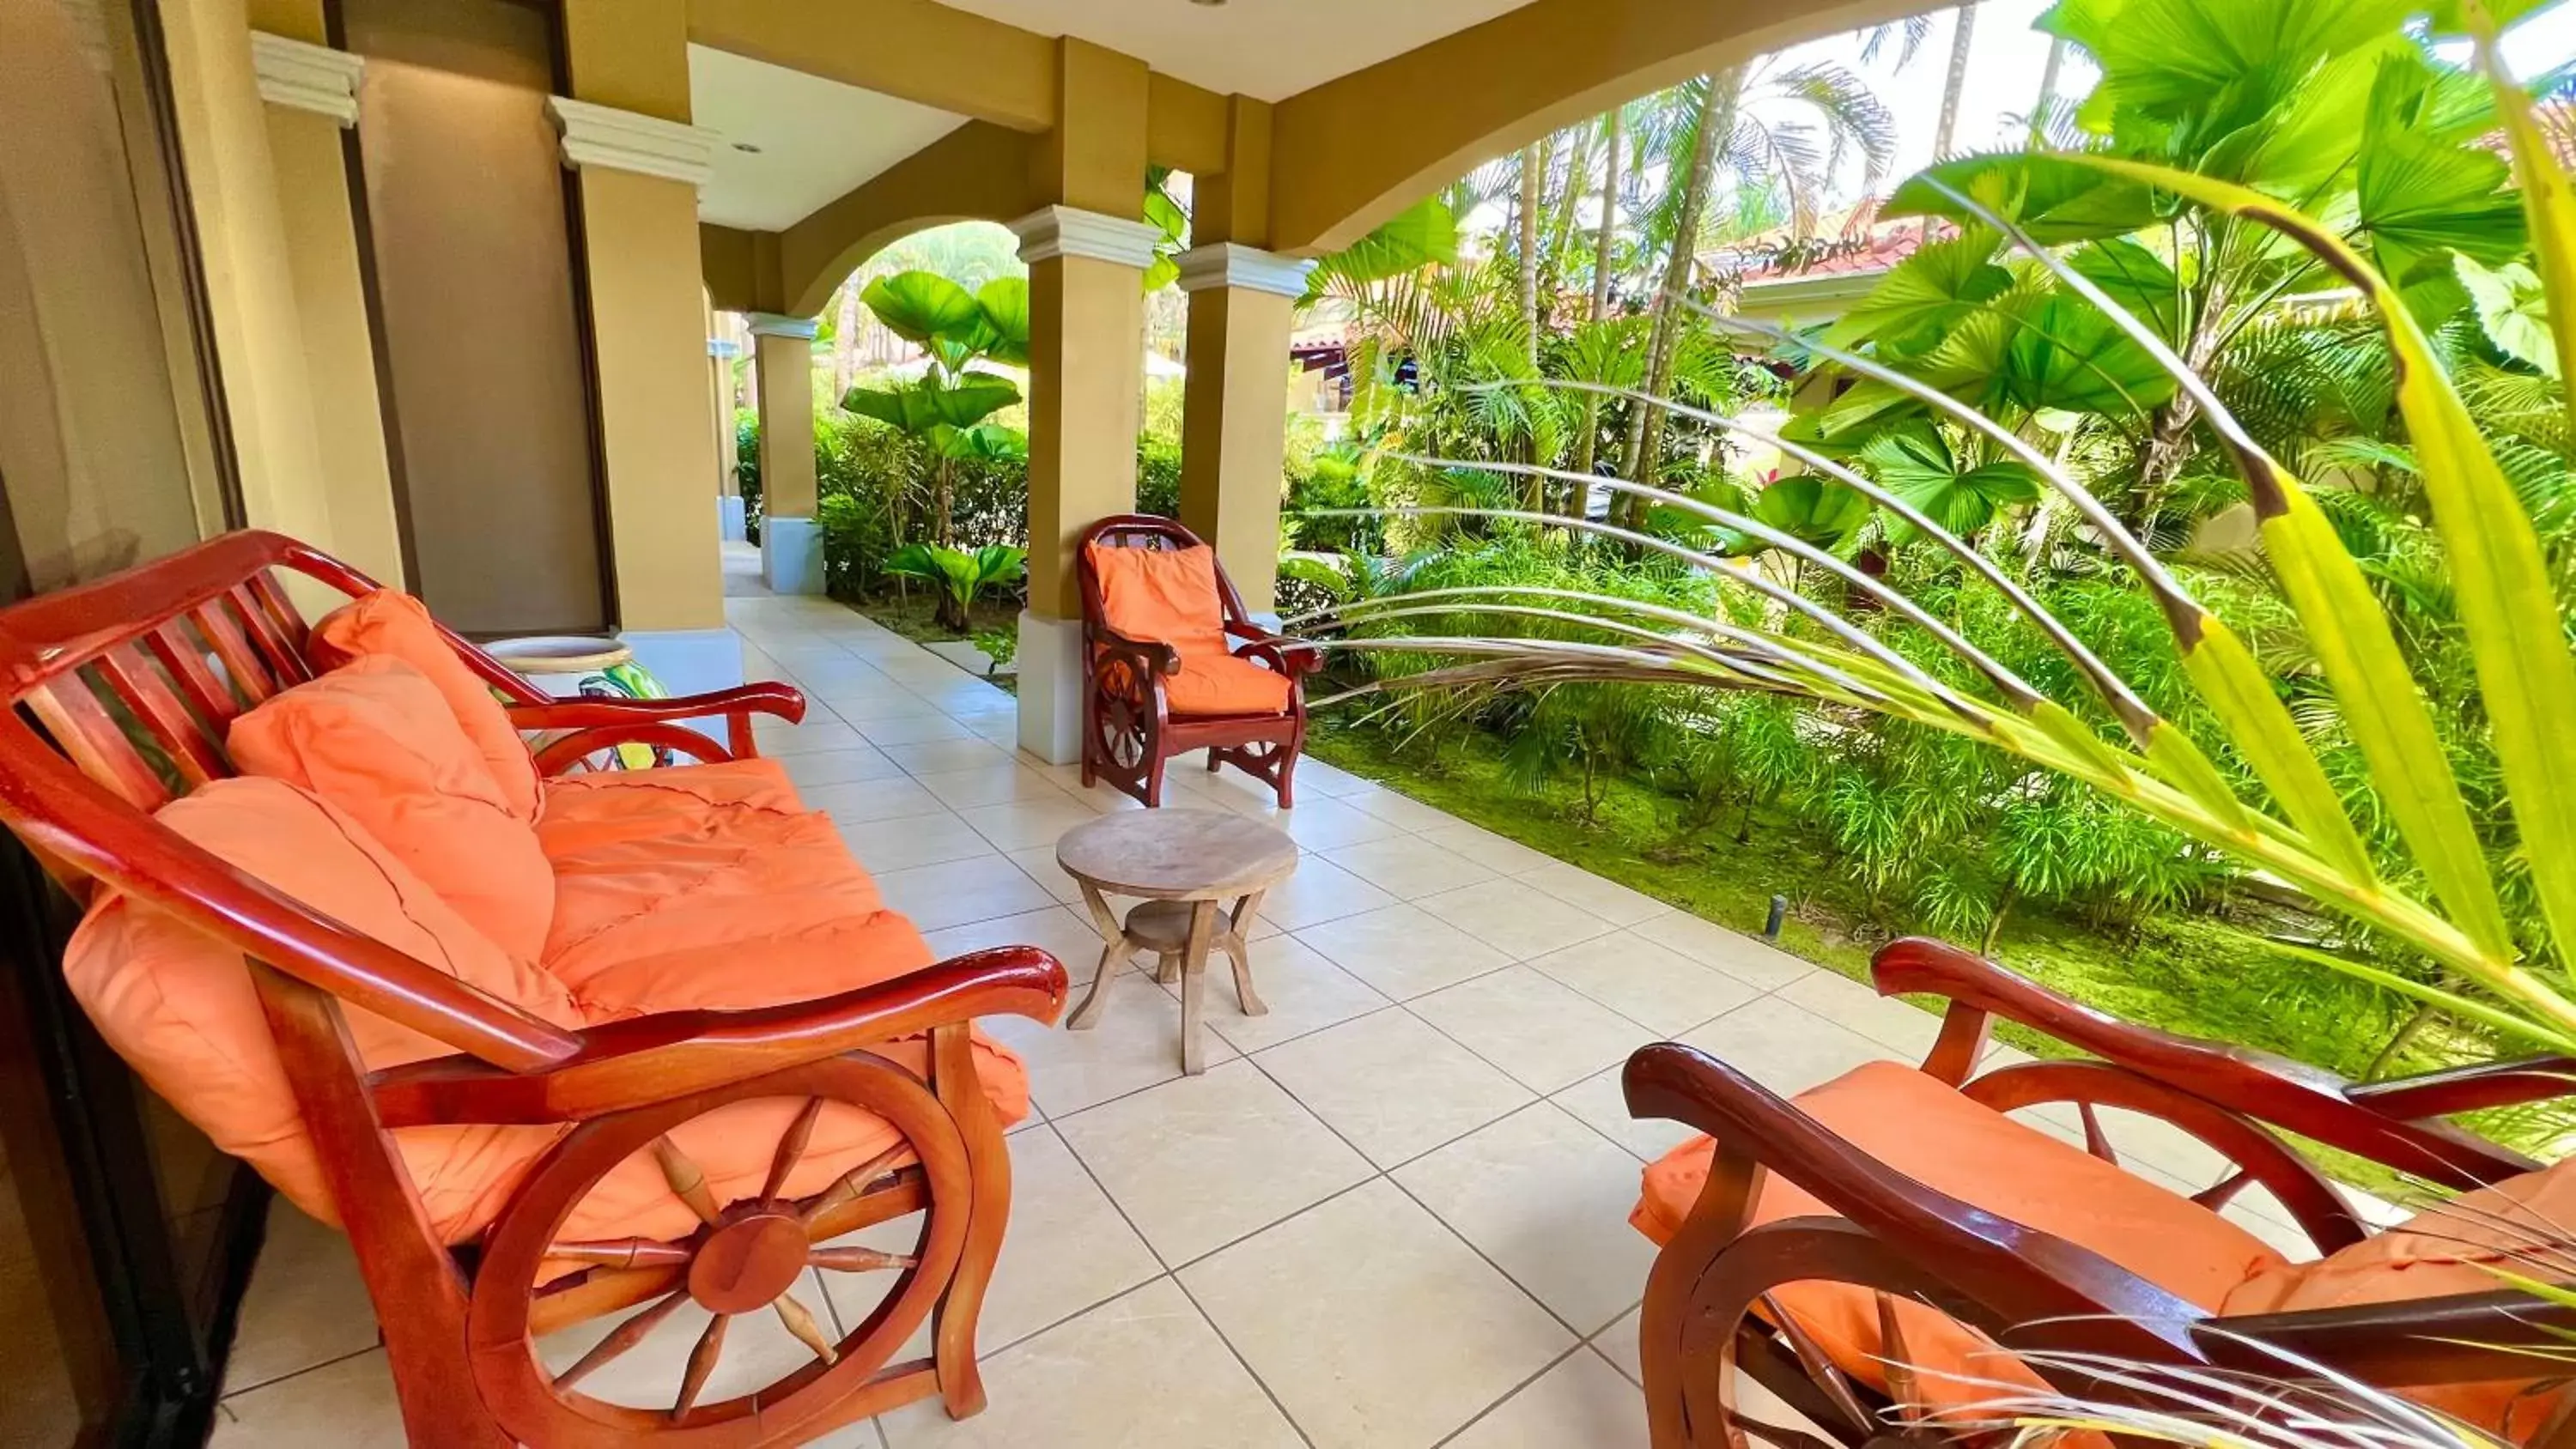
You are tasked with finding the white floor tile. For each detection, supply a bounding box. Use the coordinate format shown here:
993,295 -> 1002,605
874,854 -> 1056,933
1254,1009 -> 1533,1168
981,977 -> 1240,1115
1409,965 -> 1659,1094
1416,878 -> 1619,960
1180,1180 -> 1574,1449
1391,1102 -> 1661,1334
1321,834 -> 1498,900
877,1279 -> 1301,1449
1525,931 -> 1764,1036
1294,903 -> 1513,1000
1055,1060 -> 1371,1264
1448,1349 -> 1647,1449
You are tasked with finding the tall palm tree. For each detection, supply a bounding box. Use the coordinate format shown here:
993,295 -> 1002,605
1575,105 -> 1625,482
1518,141 -> 1544,369
1935,3 -> 1980,156
1611,63 -> 1897,523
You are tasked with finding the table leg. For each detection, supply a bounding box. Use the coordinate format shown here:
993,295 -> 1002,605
1180,899 -> 1218,1075
1223,890 -> 1269,1017
1067,882 -> 1130,1031
1156,953 -> 1181,985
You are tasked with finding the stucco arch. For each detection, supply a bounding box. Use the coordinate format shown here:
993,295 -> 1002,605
700,120 -> 1036,317
1265,0 -> 1931,255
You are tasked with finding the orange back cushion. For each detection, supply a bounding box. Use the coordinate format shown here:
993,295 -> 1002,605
2222,1158 -> 2576,1438
1089,542 -> 1229,658
307,589 -> 538,818
62,778 -> 580,1229
228,656 -> 554,960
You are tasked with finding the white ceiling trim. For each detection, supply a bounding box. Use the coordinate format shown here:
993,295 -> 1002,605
548,97 -> 720,187
250,32 -> 363,127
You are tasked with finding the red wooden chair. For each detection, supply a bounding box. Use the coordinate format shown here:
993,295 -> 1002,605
0,530 -> 1068,1446
1076,514 -> 1320,809
1626,937 -> 2576,1449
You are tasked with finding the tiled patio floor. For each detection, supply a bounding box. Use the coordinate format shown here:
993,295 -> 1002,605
210,574 -> 2354,1446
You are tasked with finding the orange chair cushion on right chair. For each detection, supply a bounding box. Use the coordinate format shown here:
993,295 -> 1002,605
307,588 -> 540,819
2220,1158 -> 2576,1440
1087,543 -> 1291,716
1634,1061 -> 2288,1416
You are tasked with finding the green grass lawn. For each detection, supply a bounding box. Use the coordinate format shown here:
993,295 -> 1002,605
1303,715 -> 2539,1191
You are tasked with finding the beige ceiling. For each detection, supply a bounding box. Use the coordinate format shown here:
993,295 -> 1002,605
690,44 -> 970,232
927,0 -> 1542,102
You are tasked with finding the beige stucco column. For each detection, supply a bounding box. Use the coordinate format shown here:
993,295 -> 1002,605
1176,244 -> 1310,618
550,0 -> 732,697
246,29 -> 406,587
1011,206 -> 1163,763
156,0 -> 343,606
749,312 -> 823,593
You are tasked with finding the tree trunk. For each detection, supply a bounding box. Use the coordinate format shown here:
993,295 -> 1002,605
1518,142 -> 1543,369
1590,108 -> 1622,324
933,455 -> 955,549
1935,3 -> 1978,158
833,281 -> 863,397
1572,108 -> 1623,510
1542,126 -> 1594,315
1618,72 -> 1735,526
2029,33 -> 2067,146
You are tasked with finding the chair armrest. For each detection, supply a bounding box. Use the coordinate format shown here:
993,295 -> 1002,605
1872,937 -> 2541,1190
1225,623 -> 1325,679
1621,1041 -> 2205,1361
1091,624 -> 1180,676
506,682 -> 805,765
368,947 -> 1066,1127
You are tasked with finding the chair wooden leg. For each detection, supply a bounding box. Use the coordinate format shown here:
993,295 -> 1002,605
1145,750 -> 1167,808
1273,737 -> 1299,809
931,1022 -> 1007,1421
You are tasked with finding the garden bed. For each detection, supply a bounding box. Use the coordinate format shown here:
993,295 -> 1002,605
1303,714 -> 2539,1191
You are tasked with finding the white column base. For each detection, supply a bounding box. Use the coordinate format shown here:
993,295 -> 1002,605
761,515 -> 824,594
1015,609 -> 1084,764
615,627 -> 746,744
718,494 -> 747,543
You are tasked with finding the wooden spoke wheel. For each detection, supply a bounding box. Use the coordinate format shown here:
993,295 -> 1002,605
1091,664 -> 1154,777
1653,1218 -> 2010,1449
468,1054 -> 973,1446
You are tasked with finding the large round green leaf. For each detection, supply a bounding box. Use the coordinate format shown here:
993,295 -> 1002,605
1858,424 -> 2042,538
975,278 -> 1030,367
1749,475 -> 1872,549
861,271 -> 984,347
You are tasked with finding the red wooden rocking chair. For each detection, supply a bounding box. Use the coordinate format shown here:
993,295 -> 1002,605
1626,936 -> 2576,1449
1076,514 -> 1320,809
0,530 -> 1068,1446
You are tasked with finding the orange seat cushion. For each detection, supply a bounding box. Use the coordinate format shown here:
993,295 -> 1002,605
535,762 -> 940,1016
2221,1159 -> 2576,1439
1163,651 -> 1293,717
1634,1061 -> 2287,1415
307,589 -> 539,819
228,657 -> 554,960
1087,542 -> 1291,718
62,778 -> 582,1238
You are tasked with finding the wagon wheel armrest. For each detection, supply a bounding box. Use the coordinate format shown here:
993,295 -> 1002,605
1621,1041 -> 2204,1357
1870,936 -> 2549,1189
369,948 -> 1067,1128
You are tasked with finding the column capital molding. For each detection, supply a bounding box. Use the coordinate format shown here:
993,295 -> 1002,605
745,312 -> 819,341
545,96 -> 718,187
1008,206 -> 1164,270
1176,242 -> 1315,298
251,33 -> 363,127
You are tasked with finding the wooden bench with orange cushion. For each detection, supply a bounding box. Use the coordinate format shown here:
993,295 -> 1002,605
0,531 -> 1066,1447
1076,514 -> 1318,809
1623,937 -> 2576,1449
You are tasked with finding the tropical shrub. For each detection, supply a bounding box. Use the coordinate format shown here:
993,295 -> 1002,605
882,543 -> 1027,633
840,270 -> 1030,548
1317,0 -> 2576,1062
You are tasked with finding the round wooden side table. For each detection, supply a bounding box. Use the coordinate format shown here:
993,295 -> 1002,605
1055,808 -> 1299,1075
